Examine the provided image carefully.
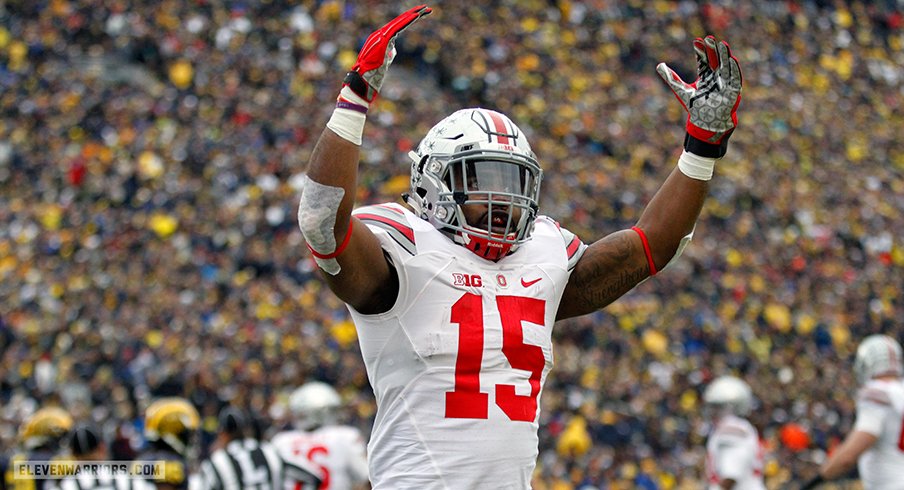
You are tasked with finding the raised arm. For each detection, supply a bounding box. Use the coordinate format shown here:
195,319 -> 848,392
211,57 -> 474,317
297,6 -> 431,313
558,35 -> 742,320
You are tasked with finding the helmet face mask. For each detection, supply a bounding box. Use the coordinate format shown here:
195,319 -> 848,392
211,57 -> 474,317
408,109 -> 542,261
854,334 -> 904,385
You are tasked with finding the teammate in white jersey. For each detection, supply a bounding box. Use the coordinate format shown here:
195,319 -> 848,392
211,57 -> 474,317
295,5 -> 743,488
800,334 -> 904,490
703,376 -> 766,490
271,382 -> 369,490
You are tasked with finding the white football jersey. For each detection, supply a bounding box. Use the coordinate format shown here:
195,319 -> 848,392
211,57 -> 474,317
705,414 -> 766,490
853,378 -> 904,489
271,426 -> 368,490
348,203 -> 586,489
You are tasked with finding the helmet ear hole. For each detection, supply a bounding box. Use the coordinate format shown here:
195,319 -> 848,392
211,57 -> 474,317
416,155 -> 429,173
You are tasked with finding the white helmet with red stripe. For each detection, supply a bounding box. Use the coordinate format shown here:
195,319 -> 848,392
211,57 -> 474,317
289,381 -> 341,430
406,108 -> 542,260
854,334 -> 903,384
703,376 -> 754,416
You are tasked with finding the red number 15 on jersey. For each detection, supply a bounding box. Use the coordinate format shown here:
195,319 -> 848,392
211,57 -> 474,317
445,293 -> 547,422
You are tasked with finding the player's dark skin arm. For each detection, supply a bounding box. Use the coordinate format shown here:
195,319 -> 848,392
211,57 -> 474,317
556,33 -> 740,319
556,167 -> 707,320
299,6 -> 432,315
304,128 -> 397,314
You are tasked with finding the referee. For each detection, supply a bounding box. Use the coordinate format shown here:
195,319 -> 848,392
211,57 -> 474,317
197,407 -> 320,490
52,424 -> 138,490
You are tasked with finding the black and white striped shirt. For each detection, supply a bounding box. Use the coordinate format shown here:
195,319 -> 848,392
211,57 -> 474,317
197,439 -> 317,490
49,475 -> 146,490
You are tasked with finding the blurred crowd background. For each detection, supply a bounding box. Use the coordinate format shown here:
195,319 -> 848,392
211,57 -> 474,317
1,0 -> 902,488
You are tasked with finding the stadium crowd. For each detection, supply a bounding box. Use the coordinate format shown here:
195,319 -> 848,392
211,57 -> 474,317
1,0 -> 902,488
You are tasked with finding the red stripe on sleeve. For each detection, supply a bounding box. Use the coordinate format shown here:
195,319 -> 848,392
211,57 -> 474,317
356,213 -> 416,243
566,236 -> 582,259
375,203 -> 404,215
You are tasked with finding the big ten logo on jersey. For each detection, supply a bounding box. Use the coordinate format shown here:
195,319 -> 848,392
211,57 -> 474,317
452,273 -> 482,288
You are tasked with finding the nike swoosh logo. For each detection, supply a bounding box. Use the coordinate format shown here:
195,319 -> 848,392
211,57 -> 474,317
521,277 -> 542,288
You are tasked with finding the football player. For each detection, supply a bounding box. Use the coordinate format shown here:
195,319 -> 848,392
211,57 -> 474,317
703,376 -> 766,490
138,398 -> 199,490
271,382 -> 368,490
295,4 -> 742,488
1,407 -> 73,490
800,334 -> 904,489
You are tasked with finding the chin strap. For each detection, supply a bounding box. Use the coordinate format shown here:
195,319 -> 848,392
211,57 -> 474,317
462,229 -> 513,261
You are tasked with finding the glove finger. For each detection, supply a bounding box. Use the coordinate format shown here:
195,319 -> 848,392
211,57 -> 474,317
693,38 -> 708,74
383,5 -> 432,38
719,41 -> 743,90
727,55 -> 743,92
412,5 -> 433,21
365,5 -> 431,56
657,63 -> 692,88
716,39 -> 729,73
657,63 -> 694,107
372,6 -> 432,61
354,6 -> 432,74
703,35 -> 720,71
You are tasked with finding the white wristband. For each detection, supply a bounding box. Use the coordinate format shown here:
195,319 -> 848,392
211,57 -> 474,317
677,150 -> 717,181
326,86 -> 370,146
327,109 -> 366,145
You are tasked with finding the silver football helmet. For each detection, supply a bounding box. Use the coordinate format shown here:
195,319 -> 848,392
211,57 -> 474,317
703,376 -> 754,416
854,334 -> 903,384
288,381 -> 342,430
406,108 -> 542,261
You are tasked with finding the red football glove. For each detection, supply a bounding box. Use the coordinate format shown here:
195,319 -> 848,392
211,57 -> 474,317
657,35 -> 742,158
343,5 -> 432,103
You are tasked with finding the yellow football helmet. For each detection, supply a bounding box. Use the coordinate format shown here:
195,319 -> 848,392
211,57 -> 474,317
144,398 -> 200,456
19,406 -> 74,450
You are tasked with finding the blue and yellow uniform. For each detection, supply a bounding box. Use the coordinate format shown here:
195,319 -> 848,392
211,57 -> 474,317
1,407 -> 73,490
136,398 -> 200,490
